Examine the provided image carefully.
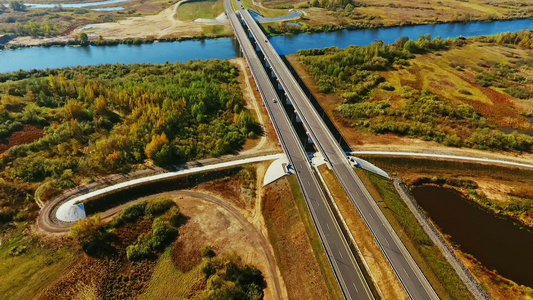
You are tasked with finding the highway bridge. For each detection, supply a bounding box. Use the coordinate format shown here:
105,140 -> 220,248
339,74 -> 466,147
224,1 -> 374,299
228,1 -> 440,299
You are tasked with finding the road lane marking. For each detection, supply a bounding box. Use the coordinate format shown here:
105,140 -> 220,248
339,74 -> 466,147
352,282 -> 359,293
326,223 -> 330,230
403,267 -> 410,277
338,250 -> 344,259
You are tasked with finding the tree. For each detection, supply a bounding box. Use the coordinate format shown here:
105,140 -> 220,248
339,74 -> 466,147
145,133 -> 169,160
9,1 -> 25,11
79,32 -> 89,44
70,214 -> 102,242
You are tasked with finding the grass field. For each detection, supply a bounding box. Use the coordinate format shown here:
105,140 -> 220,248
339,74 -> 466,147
0,225 -> 78,300
139,248 -> 204,299
177,0 -> 224,21
289,36 -> 533,157
377,42 -> 533,130
355,169 -> 474,300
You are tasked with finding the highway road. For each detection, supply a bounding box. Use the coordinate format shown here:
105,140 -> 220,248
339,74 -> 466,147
237,5 -> 439,300
224,1 -> 374,299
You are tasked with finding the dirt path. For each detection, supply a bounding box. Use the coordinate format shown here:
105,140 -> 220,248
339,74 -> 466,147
72,0 -> 205,40
38,189 -> 284,300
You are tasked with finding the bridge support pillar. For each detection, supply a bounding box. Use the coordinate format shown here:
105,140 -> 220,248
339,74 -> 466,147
294,111 -> 302,123
306,132 -> 314,145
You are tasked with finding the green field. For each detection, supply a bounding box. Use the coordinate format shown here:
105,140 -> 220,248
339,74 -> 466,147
0,225 -> 78,300
177,0 -> 224,21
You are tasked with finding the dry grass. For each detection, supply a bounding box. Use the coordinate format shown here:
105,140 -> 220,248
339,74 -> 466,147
262,177 -> 340,299
378,43 -> 533,130
262,0 -> 533,28
176,0 -> 224,21
139,249 -> 204,299
0,234 -> 78,300
317,165 -> 408,299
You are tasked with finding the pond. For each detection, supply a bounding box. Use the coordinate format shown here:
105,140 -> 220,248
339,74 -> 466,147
412,185 -> 533,287
0,18 -> 532,73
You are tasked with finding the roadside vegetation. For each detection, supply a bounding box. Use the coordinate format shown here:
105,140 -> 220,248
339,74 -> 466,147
360,155 -> 533,299
262,176 -> 339,299
297,30 -> 533,153
362,155 -> 533,228
355,169 -> 474,300
0,60 -> 258,225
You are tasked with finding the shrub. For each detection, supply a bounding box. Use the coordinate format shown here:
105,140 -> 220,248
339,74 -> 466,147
202,245 -> 216,258
145,197 -> 174,218
378,82 -> 395,91
504,86 -> 533,99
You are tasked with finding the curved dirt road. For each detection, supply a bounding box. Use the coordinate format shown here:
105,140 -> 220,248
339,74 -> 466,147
38,190 -> 283,300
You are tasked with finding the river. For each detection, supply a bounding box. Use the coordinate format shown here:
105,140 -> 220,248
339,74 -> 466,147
1,18 -> 533,73
412,185 -> 533,288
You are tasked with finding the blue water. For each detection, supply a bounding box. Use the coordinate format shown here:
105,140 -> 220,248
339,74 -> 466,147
1,18 -> 533,73
0,39 -> 238,73
92,6 -> 124,11
26,0 -> 127,8
270,18 -> 533,55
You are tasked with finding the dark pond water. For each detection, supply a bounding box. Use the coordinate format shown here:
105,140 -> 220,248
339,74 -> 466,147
412,185 -> 533,287
1,18 -> 532,72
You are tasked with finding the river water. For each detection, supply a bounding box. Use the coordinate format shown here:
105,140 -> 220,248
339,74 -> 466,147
1,18 -> 533,73
412,185 -> 533,287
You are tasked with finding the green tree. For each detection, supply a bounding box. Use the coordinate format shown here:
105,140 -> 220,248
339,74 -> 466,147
9,1 -> 25,11
79,32 -> 89,44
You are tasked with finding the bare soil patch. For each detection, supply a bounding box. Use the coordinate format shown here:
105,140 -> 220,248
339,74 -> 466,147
0,125 -> 44,153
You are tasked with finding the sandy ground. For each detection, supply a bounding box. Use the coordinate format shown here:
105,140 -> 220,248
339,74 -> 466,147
169,190 -> 284,300
73,0 -> 206,40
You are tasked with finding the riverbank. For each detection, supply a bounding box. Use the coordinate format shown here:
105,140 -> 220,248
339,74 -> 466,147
1,33 -> 231,50
357,156 -> 533,299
